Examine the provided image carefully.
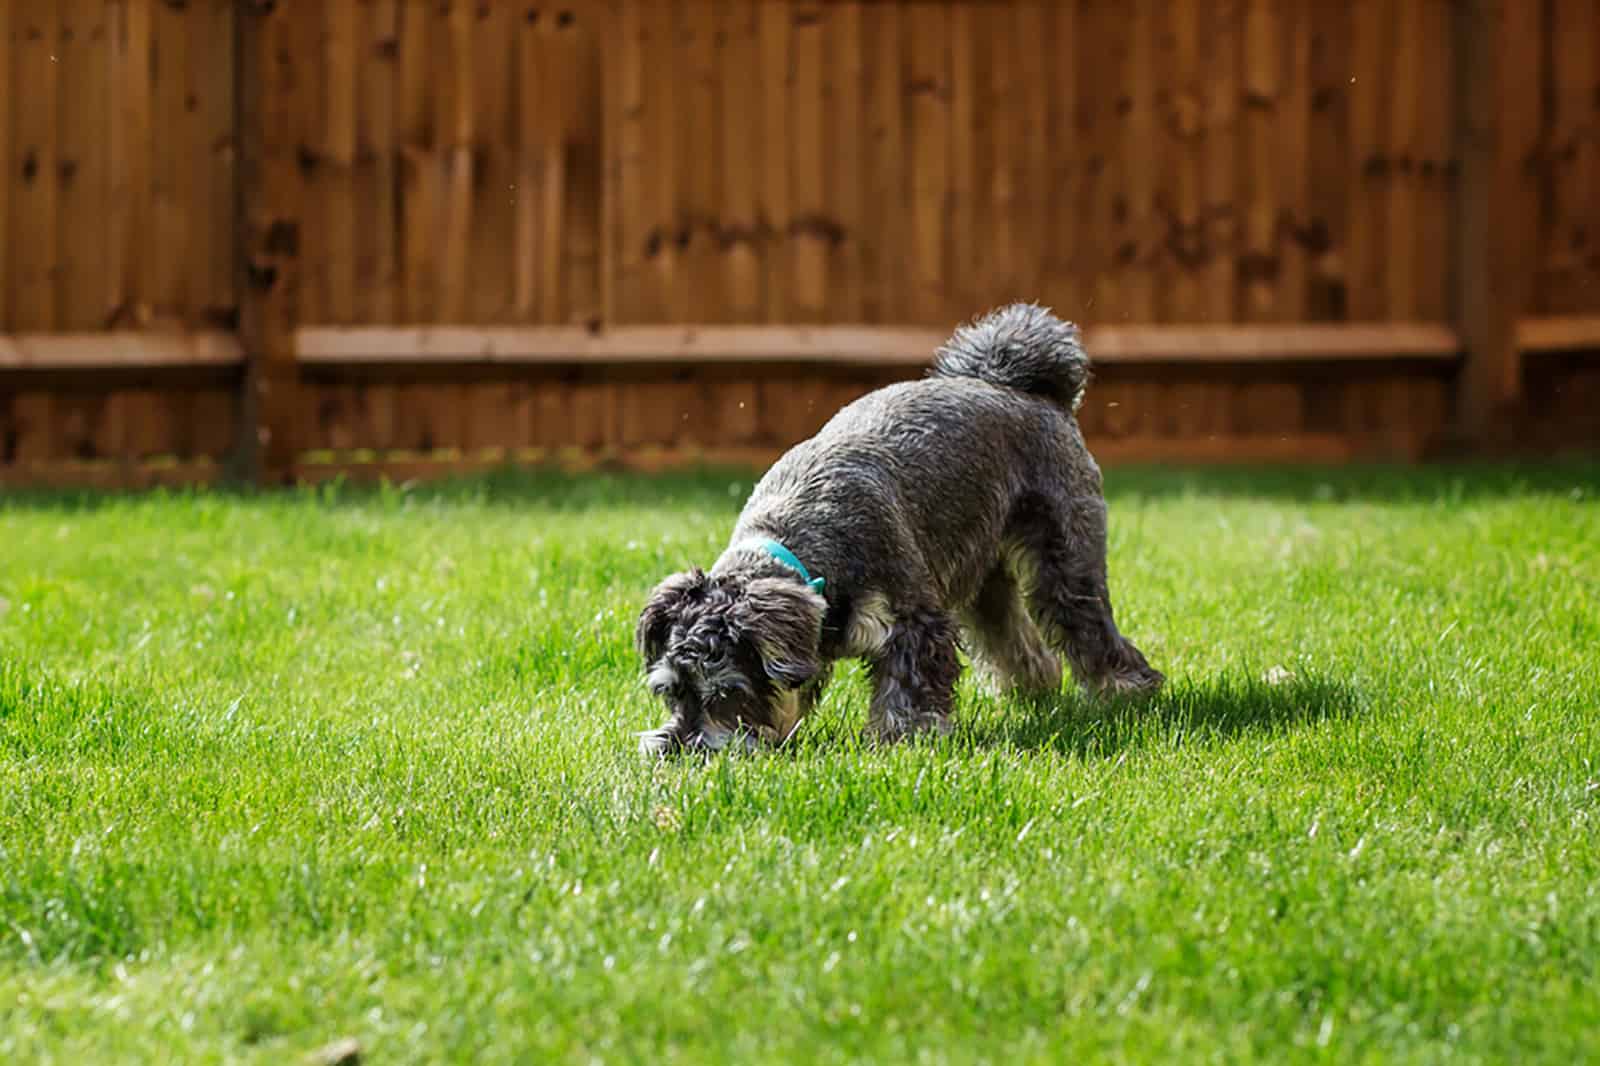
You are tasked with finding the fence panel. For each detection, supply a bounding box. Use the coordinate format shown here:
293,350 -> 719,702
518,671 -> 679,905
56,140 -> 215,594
1,0 -> 1596,486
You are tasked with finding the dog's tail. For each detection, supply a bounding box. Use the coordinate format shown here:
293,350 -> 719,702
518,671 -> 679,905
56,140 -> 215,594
929,302 -> 1090,412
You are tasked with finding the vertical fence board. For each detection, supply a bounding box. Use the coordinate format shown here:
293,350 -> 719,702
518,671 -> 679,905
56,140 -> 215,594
1278,3 -> 1312,323
765,0 -> 833,440
1112,0 -> 1159,437
324,3 -> 357,325
711,4 -> 761,433
596,1 -> 620,326
827,3 -> 864,322
563,5 -> 611,444
1081,1 -> 1123,323
1162,0 -> 1202,324
1164,1 -> 1218,436
395,3 -> 452,448
285,7 -> 326,328
462,3 -> 515,450
151,3 -> 197,456
1016,2 -> 1049,308
524,8 -> 557,320
790,3 -> 827,319
547,11 -> 576,324
469,2 -> 513,326
1120,0 -> 1156,323
631,3 -> 661,323
906,3 -> 951,323
561,5 -> 604,327
758,1 -> 791,323
195,0 -> 236,326
0,0 -> 10,328
437,2 -> 474,324
1383,0 -> 1421,320
1346,0 -> 1392,321
1307,5 -> 1352,322
639,1 -> 676,322
1455,0 -> 1544,437
861,0 -> 903,320
977,7 -> 1014,307
8,390 -> 55,464
621,0 -> 684,449
681,1 -> 720,324
7,0 -> 64,469
188,386 -> 233,460
397,1 -> 433,325
1240,0 -> 1278,321
1414,0 -> 1454,322
1043,3 -> 1078,315
58,0 -> 110,330
1545,0 -> 1597,312
111,0 -> 161,456
107,0 -> 151,327
1303,6 -> 1354,428
566,4 -> 614,443
1200,1 -> 1241,325
357,0 -> 400,457
607,0 -> 644,323
237,1 -> 302,482
617,1 -> 674,445
947,3 -> 977,312
12,1 -> 60,332
1148,8 -> 1184,435
50,1 -> 109,456
719,2 -> 762,322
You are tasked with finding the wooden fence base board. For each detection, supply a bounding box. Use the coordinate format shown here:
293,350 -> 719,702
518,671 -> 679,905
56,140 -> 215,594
284,432 -> 1400,485
0,459 -> 225,490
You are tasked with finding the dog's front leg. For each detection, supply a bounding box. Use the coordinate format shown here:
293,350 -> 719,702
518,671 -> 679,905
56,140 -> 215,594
865,609 -> 962,743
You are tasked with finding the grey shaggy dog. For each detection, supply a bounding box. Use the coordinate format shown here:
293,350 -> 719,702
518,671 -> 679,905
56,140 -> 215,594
635,303 -> 1164,755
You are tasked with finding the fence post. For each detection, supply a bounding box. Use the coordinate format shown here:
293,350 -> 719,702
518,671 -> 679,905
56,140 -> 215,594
1452,0 -> 1542,447
232,1 -> 300,486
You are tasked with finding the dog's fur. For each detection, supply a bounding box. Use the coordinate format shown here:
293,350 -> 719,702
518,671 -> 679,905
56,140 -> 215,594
635,303 -> 1163,755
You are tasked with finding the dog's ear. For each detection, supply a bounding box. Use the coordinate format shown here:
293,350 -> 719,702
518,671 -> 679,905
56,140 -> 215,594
636,569 -> 708,662
731,577 -> 826,689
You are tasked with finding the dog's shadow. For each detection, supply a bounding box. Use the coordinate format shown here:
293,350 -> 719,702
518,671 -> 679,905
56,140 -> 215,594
957,672 -> 1364,759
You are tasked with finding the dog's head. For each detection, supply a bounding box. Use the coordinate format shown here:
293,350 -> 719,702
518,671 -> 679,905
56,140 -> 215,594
635,567 -> 826,755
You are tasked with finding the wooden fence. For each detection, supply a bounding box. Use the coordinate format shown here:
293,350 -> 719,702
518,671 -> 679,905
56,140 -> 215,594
1,0 -> 1597,488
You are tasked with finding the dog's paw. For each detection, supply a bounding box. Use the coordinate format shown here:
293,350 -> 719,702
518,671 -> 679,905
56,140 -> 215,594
638,728 -> 681,758
1092,638 -> 1165,698
867,712 -> 953,746
1094,664 -> 1165,699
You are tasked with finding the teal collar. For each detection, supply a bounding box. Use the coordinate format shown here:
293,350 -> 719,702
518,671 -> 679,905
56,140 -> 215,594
743,537 -> 825,595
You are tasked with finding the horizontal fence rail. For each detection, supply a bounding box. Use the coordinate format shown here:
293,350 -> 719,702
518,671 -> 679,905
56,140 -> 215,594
293,323 -> 1465,367
0,332 -> 243,371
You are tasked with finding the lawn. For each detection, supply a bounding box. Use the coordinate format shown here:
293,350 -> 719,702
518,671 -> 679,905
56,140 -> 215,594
2,463 -> 1598,1064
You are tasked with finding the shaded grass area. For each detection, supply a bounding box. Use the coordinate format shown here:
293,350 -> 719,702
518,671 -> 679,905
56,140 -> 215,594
2,461 -> 1597,1063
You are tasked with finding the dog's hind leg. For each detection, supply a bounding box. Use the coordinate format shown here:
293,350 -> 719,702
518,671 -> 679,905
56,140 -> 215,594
1012,494 -> 1164,697
961,562 -> 1062,696
865,608 -> 963,742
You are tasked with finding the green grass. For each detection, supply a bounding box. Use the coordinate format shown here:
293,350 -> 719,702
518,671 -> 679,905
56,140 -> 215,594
2,462 -> 1598,1064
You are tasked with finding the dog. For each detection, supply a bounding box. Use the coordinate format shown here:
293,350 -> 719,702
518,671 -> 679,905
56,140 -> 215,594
634,303 -> 1163,755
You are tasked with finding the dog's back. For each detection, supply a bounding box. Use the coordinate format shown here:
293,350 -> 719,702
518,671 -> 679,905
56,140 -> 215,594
734,305 -> 1100,605
757,303 -> 1093,499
